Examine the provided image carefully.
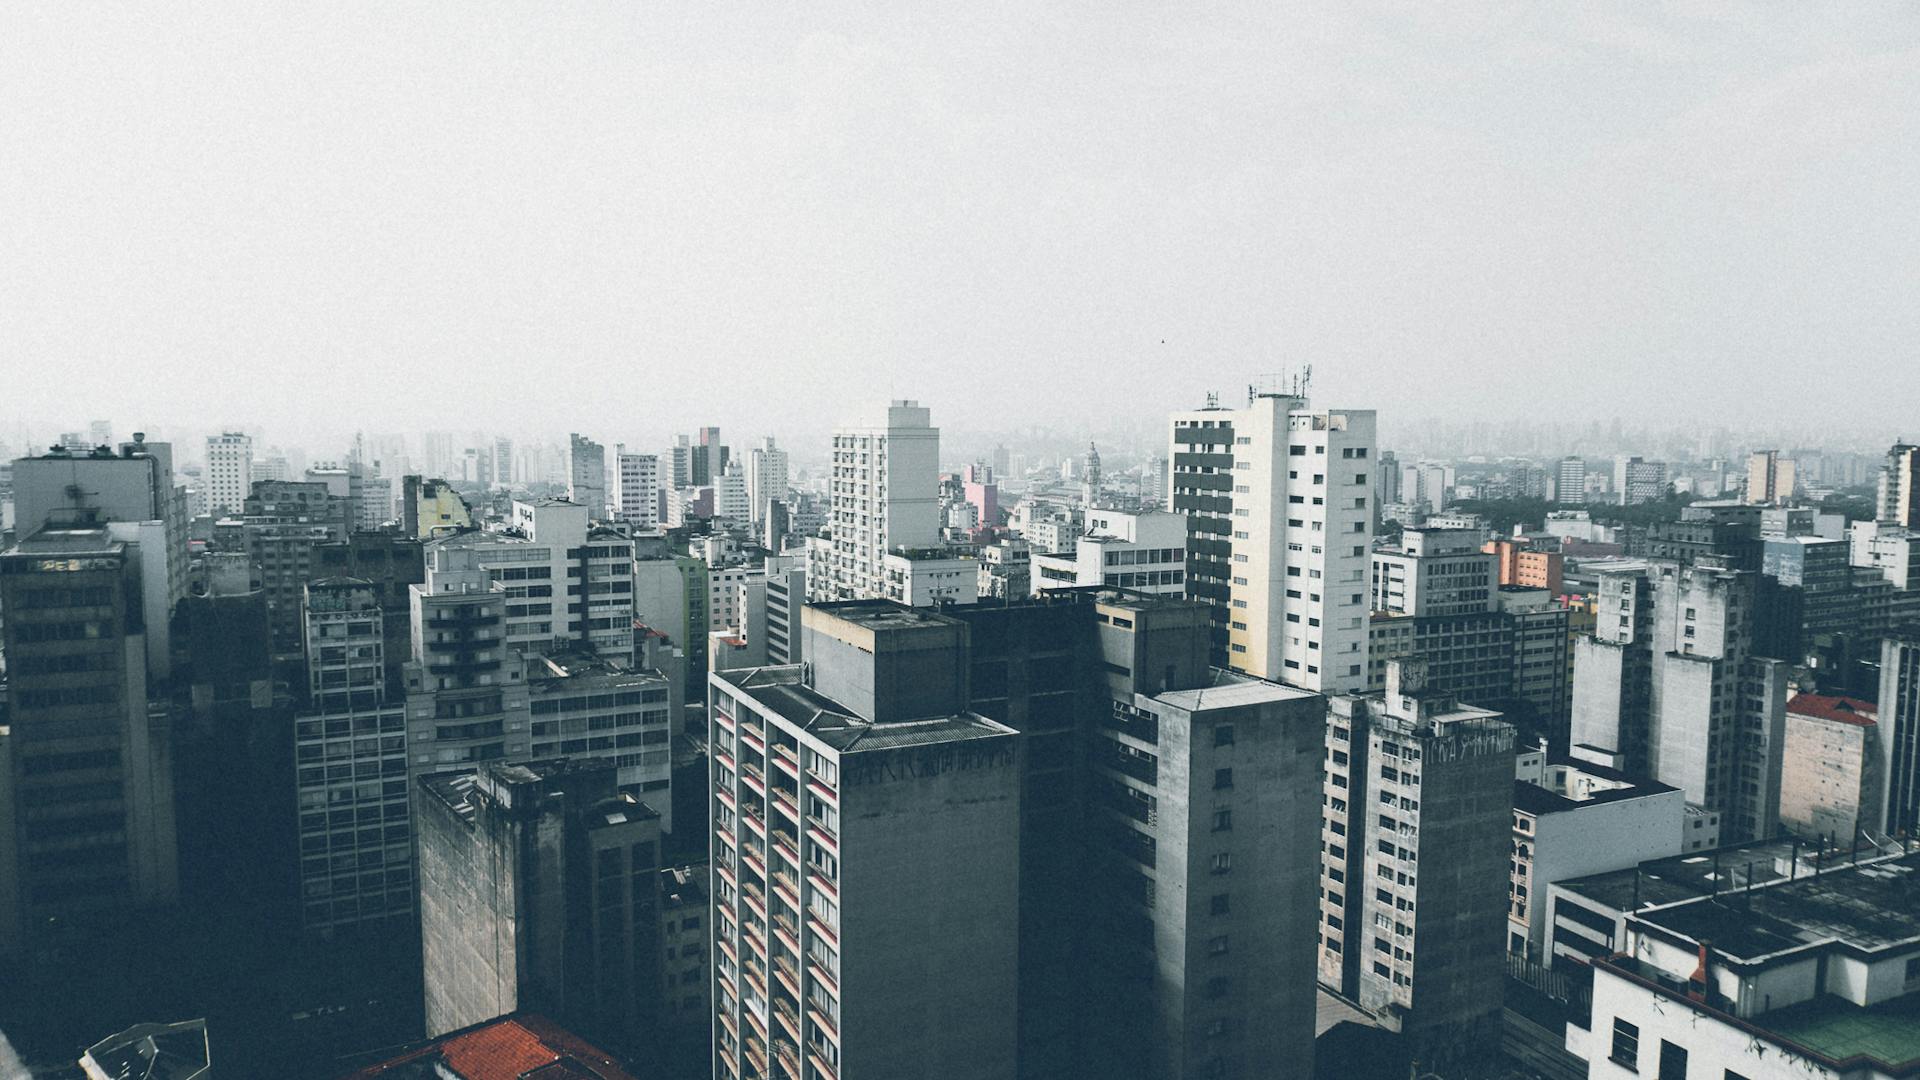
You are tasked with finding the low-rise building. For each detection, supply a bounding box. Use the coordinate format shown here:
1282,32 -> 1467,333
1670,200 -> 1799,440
1030,507 -> 1187,596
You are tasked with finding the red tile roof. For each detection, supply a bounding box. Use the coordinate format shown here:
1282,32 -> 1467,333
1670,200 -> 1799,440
1786,693 -> 1878,727
337,1013 -> 644,1080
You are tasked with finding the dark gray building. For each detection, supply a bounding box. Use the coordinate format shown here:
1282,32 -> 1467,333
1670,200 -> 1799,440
417,759 -> 664,1062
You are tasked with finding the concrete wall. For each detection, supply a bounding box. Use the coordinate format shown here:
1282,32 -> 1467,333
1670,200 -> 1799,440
838,735 -> 1021,1080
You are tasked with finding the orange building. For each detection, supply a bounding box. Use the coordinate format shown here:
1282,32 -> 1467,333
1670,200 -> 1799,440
1484,539 -> 1565,595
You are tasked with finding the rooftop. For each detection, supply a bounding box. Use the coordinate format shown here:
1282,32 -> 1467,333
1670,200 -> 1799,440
334,1012 -> 642,1080
1153,670 -> 1317,714
6,524 -> 124,556
716,665 -> 1013,753
807,599 -> 965,632
1637,850 -> 1920,959
1557,835 -> 1908,914
1787,692 -> 1878,727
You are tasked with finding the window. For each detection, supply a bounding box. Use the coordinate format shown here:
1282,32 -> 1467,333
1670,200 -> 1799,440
1210,853 -> 1233,874
1215,725 -> 1235,747
1657,1040 -> 1687,1080
1213,809 -> 1232,832
1210,893 -> 1230,915
1214,768 -> 1233,790
1609,1018 -> 1639,1071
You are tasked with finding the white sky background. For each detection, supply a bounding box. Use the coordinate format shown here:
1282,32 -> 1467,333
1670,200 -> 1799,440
3,3 -> 1917,449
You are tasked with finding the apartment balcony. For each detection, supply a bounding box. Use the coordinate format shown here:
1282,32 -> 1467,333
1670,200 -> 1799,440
771,953 -> 801,998
769,865 -> 799,906
740,764 -> 766,798
770,786 -> 799,820
740,727 -> 765,753
769,742 -> 799,777
806,820 -> 837,854
773,1036 -> 801,1078
741,883 -> 768,920
1104,752 -> 1158,785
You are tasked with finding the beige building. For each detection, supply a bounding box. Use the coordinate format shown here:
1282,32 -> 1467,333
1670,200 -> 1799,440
1778,692 -> 1879,841
1744,449 -> 1796,506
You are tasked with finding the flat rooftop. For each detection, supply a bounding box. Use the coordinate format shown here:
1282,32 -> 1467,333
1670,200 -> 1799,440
6,525 -> 123,555
1638,851 -> 1920,959
807,599 -> 965,632
1153,670 -> 1318,713
716,665 -> 1013,753
1559,836 -> 1908,914
1763,987 -> 1920,1068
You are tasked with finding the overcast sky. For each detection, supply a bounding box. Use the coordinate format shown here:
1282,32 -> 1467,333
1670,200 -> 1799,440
3,3 -> 1916,450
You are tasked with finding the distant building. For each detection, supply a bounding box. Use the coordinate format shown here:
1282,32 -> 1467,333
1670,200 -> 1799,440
811,401 -> 941,602
1554,456 -> 1587,507
1030,507 -> 1187,596
746,437 -> 789,529
1611,456 -> 1667,506
1745,448 -> 1796,506
1879,629 -> 1920,838
1878,441 -> 1920,527
1485,537 -> 1565,595
402,475 -> 473,539
614,447 -> 661,532
568,433 -> 608,519
205,431 -> 253,514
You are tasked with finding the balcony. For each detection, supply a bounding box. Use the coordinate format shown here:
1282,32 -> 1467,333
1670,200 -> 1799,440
769,743 -> 799,777
772,953 -> 801,997
1104,751 -> 1158,785
770,786 -> 799,819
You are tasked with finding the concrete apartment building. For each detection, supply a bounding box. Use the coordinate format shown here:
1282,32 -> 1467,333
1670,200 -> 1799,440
244,478 -> 348,656
1879,629 -> 1920,838
811,400 -> 942,603
1371,527 -> 1497,617
0,521 -> 179,954
1318,660 -> 1516,1069
1879,441 -> 1919,528
1554,457 -> 1586,506
525,653 -> 676,834
1570,558 -> 1789,842
11,437 -> 190,613
204,431 -> 253,514
1565,849 -> 1920,1080
568,433 -> 608,519
1778,692 -> 1879,841
293,577 -> 413,937
748,437 -> 790,529
1610,456 -> 1668,506
1744,448 -> 1796,506
1485,538 -> 1565,595
417,760 -> 663,1061
1031,507 -> 1189,596
1168,390 -> 1377,693
878,548 -> 980,606
706,608 -> 1022,1080
613,446 -> 661,532
1507,746 -> 1684,962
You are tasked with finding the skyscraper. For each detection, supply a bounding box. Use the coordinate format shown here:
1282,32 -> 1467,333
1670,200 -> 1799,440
1554,455 -> 1586,506
614,445 -> 661,531
204,431 -> 253,515
747,436 -> 790,528
1878,628 -> 1920,837
1168,389 -> 1376,693
1745,449 -> 1796,506
810,400 -> 941,602
0,520 -> 179,953
568,433 -> 607,518
1878,442 -> 1919,527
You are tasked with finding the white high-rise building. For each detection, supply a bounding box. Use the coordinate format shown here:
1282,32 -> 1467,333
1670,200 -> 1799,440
1168,391 -> 1376,694
811,400 -> 941,602
613,446 -> 661,531
714,461 -> 750,524
205,431 -> 254,515
746,436 -> 789,527
1554,456 -> 1587,506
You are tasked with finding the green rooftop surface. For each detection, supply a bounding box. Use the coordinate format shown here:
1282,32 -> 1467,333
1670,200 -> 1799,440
1763,991 -> 1920,1068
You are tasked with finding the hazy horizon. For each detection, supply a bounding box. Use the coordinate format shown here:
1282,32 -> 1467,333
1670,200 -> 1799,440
5,4 -> 1917,445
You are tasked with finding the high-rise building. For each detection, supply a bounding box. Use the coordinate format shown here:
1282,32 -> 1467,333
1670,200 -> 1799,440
293,578 -> 413,937
12,436 -> 190,616
613,446 -> 661,531
1318,660 -> 1515,1068
811,400 -> 941,602
204,431 -> 253,515
715,460 -> 751,523
692,426 -> 726,487
492,436 -> 515,490
1168,390 -> 1376,693
1570,558 -> 1790,841
244,479 -> 347,655
568,433 -> 608,519
417,759 -> 663,1059
1777,692 -> 1880,841
747,437 -> 790,528
707,608 -> 1022,1080
1554,456 -> 1587,506
667,433 -> 692,490
1745,449 -> 1796,506
1877,442 -> 1920,527
1612,455 -> 1668,506
0,520 -> 180,954
1878,628 -> 1920,837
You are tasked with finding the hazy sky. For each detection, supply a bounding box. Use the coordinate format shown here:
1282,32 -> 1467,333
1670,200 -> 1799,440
4,3 -> 1917,449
